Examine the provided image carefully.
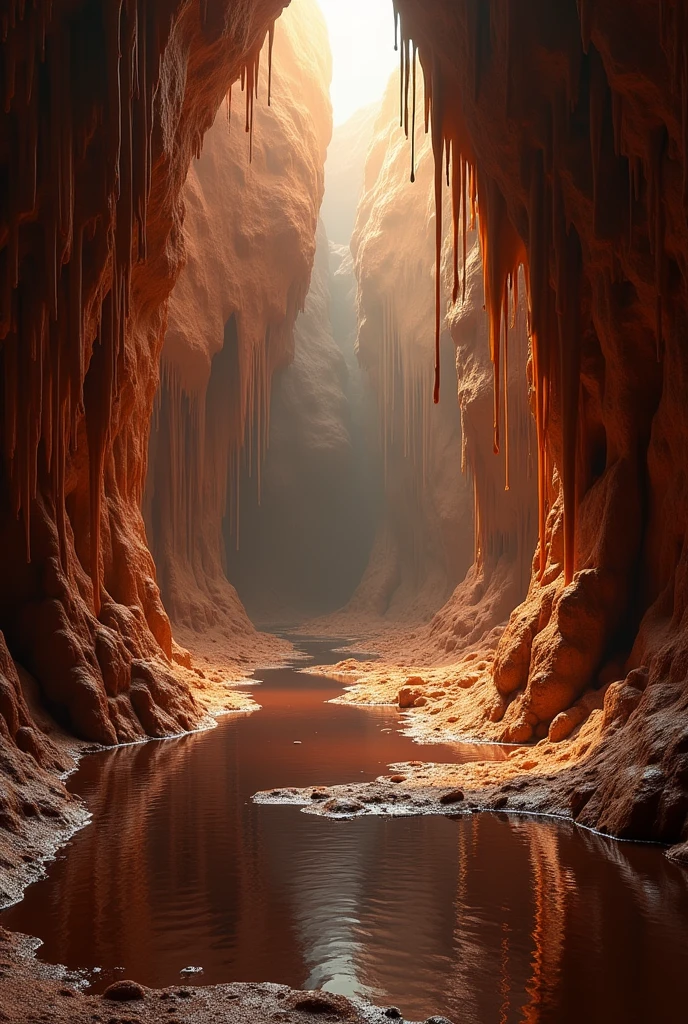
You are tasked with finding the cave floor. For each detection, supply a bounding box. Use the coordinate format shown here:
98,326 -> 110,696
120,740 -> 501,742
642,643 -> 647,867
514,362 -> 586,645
1,639 -> 688,1023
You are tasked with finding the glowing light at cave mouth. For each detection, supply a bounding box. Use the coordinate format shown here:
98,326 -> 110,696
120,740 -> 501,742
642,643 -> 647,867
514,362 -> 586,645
318,0 -> 398,124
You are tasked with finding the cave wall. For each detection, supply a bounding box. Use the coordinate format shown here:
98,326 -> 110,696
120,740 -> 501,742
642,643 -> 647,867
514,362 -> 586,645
144,0 -> 332,635
421,235 -> 537,663
224,100 -> 383,625
0,0 -> 290,761
346,71 -> 474,623
389,1 -> 688,840
1,0 -> 688,857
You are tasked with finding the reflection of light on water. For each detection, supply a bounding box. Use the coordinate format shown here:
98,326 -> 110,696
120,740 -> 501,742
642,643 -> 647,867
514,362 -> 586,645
272,821 -> 380,1002
4,641 -> 688,1022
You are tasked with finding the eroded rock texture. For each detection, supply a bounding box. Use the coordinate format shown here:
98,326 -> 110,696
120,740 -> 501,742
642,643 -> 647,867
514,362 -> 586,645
390,1 -> 688,839
346,73 -> 474,623
0,0 -> 291,756
1,0 -> 688,866
423,235 -> 537,662
145,0 -> 332,633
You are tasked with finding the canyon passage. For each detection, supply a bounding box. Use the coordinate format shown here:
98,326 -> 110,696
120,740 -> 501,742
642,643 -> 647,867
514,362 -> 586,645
2,0 -> 688,1022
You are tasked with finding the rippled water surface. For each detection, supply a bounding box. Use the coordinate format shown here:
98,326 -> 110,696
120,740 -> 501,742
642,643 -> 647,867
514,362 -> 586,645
4,638 -> 688,1023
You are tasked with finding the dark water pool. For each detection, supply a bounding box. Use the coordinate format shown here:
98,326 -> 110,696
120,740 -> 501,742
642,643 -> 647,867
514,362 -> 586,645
4,638 -> 688,1023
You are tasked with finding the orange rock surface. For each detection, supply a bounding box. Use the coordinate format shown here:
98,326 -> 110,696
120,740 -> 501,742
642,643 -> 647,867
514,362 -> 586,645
0,0 -> 291,898
1,0 -> 688,909
334,1 -> 688,845
145,0 -> 332,639
343,72 -> 475,624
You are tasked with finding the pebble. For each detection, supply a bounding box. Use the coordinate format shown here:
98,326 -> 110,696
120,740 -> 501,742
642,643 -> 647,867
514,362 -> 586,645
439,789 -> 465,805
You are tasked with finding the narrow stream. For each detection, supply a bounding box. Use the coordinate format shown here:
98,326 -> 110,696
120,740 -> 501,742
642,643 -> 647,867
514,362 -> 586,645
4,638 -> 688,1023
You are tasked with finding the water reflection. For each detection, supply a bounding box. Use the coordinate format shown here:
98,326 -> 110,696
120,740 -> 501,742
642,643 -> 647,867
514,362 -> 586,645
3,640 -> 688,1023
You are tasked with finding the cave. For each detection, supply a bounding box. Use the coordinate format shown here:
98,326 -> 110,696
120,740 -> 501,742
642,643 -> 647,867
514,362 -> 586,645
1,0 -> 688,1021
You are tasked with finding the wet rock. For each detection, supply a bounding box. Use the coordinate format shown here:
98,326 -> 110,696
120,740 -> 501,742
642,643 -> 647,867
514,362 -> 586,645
667,840 -> 688,866
569,785 -> 595,818
323,797 -> 363,814
291,993 -> 348,1014
310,788 -> 329,800
439,789 -> 465,805
103,981 -> 145,1001
384,1008 -> 403,1019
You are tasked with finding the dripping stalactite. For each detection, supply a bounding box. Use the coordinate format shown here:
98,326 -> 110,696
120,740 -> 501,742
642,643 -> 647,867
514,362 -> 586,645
0,0 -> 290,757
144,0 -> 331,640
382,0 -> 688,842
0,0 -> 688,940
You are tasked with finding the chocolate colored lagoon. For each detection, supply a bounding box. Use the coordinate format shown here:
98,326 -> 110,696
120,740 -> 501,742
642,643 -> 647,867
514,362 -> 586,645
4,638 -> 688,1023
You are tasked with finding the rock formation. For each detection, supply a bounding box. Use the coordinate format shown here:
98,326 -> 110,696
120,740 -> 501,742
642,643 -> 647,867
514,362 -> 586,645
386,1 -> 688,841
0,0 -> 688,893
419,238 -> 537,662
325,68 -> 536,659
145,0 -> 332,635
225,222 -> 376,624
344,72 -> 475,623
0,0 -> 294,770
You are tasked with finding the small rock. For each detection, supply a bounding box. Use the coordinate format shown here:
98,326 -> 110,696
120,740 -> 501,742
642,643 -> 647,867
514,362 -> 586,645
425,1017 -> 455,1024
385,1008 -> 403,1019
389,774 -> 406,783
398,686 -> 422,709
103,980 -> 145,1002
439,789 -> 465,805
292,994 -> 343,1014
323,797 -> 363,814
293,740 -> 302,745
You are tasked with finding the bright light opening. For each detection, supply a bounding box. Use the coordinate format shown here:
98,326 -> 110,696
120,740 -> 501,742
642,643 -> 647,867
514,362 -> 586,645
317,0 -> 399,125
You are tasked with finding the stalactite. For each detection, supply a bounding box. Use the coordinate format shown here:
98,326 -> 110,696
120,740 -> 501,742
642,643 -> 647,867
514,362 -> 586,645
267,23 -> 274,106
0,0 -> 282,619
430,62 -> 444,406
393,3 -> 664,589
237,22 -> 276,163
410,42 -> 417,182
